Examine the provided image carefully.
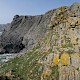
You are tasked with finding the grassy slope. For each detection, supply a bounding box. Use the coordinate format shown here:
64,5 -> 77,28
0,46 -> 44,80
0,29 -> 59,80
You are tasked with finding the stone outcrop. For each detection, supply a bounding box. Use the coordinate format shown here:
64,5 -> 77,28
56,53 -> 80,80
38,2 -> 80,80
1,12 -> 54,53
1,2 -> 80,53
39,52 -> 80,80
0,2 -> 80,80
0,24 -> 9,32
0,23 -> 10,54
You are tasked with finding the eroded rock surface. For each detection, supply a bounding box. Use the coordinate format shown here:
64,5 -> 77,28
39,53 -> 80,80
1,12 -> 54,53
39,2 -> 80,80
0,2 -> 80,80
1,2 -> 80,54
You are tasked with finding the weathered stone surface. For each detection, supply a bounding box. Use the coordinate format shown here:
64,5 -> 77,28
71,53 -> 80,69
38,3 -> 80,79
61,53 -> 70,65
1,11 -> 54,53
54,53 -> 80,80
40,52 -> 80,80
0,24 -> 10,32
70,2 -> 80,17
38,53 -> 53,80
0,2 -> 80,54
0,2 -> 80,80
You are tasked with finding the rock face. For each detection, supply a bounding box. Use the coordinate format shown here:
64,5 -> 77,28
1,2 -> 80,53
0,24 -> 9,32
70,2 -> 80,17
0,2 -> 80,80
39,2 -> 80,80
0,23 -> 10,53
1,12 -> 54,53
39,53 -> 80,80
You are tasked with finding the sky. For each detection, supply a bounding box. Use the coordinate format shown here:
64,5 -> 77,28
0,0 -> 80,24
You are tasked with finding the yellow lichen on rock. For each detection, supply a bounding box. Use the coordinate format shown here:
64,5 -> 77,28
40,52 -> 80,80
61,53 -> 70,65
53,53 -> 59,65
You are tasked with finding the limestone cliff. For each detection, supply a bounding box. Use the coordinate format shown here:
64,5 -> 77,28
1,11 -> 54,53
1,2 -> 80,53
0,2 -> 80,80
38,2 -> 80,80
